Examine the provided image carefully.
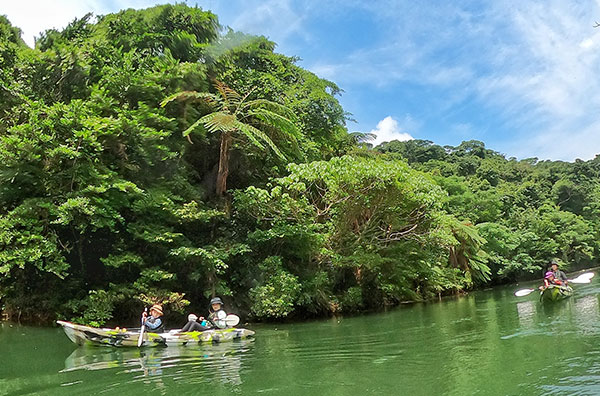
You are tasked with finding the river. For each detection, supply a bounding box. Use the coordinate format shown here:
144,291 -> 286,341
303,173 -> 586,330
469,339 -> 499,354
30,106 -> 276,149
2,274 -> 600,395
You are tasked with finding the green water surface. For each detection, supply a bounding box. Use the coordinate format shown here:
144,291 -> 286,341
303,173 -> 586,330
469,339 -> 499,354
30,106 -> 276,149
3,275 -> 600,395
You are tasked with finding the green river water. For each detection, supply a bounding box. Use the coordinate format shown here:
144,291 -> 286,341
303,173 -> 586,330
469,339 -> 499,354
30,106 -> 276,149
2,274 -> 600,395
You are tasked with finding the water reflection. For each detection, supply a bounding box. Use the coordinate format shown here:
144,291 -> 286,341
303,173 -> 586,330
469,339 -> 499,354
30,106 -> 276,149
574,295 -> 600,336
516,300 -> 536,329
62,339 -> 253,387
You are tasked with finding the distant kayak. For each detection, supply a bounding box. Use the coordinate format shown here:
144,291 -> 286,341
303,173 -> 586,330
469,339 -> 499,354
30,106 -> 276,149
539,285 -> 573,302
57,320 -> 255,347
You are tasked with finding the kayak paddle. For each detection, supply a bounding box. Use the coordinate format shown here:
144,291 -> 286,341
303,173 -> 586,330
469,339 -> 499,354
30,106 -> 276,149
224,314 -> 240,327
569,272 -> 595,283
514,288 -> 537,297
137,308 -> 147,347
514,272 -> 595,297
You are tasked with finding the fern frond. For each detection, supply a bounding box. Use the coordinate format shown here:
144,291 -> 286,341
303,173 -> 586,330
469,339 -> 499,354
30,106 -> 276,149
349,131 -> 377,143
198,112 -> 237,134
247,109 -> 300,139
182,118 -> 205,138
244,99 -> 297,121
161,91 -> 221,108
214,80 -> 242,109
234,121 -> 284,159
232,122 -> 265,151
233,86 -> 257,115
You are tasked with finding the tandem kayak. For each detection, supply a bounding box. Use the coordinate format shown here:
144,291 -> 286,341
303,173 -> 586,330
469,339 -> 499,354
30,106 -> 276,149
57,320 -> 255,347
539,284 -> 573,302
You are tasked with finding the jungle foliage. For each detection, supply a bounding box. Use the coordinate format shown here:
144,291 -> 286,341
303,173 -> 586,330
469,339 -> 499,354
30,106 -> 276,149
0,5 -> 597,325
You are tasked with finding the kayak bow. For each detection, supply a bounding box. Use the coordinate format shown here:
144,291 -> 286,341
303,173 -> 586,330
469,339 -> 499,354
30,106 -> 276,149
539,284 -> 573,302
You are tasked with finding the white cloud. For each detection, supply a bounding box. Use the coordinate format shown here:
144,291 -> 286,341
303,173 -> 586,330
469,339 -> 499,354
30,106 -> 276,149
477,3 -> 600,115
309,43 -> 473,89
368,116 -> 414,146
579,38 -> 594,49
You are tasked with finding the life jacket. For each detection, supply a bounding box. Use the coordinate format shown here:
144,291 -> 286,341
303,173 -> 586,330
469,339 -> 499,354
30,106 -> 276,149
144,316 -> 165,333
208,309 -> 227,328
544,278 -> 562,287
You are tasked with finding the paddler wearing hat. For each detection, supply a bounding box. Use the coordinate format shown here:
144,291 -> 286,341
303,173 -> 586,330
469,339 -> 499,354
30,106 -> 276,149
142,304 -> 165,333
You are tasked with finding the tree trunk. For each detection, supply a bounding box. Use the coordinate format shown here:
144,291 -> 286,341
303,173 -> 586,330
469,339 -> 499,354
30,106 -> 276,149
216,132 -> 232,196
78,234 -> 85,273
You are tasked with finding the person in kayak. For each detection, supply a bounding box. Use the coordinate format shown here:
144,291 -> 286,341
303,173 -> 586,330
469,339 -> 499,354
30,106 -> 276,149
142,304 -> 164,333
207,297 -> 228,328
541,271 -> 564,288
181,297 -> 228,332
550,260 -> 568,285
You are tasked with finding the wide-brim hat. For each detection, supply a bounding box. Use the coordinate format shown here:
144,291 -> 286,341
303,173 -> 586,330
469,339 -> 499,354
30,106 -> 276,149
150,304 -> 163,316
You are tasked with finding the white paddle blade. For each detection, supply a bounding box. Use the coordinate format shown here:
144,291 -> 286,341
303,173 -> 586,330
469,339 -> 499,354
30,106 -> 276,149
515,289 -> 535,297
569,272 -> 595,283
225,314 -> 240,327
570,278 -> 592,284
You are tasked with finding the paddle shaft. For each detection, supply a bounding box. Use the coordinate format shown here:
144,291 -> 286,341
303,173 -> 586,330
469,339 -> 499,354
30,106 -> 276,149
137,308 -> 147,347
199,314 -> 239,328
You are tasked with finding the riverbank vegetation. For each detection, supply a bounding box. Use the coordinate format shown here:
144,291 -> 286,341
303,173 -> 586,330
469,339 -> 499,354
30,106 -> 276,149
1,5 -> 599,325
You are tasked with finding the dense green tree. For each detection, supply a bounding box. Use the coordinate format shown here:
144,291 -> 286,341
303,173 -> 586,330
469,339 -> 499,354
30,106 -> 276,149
377,139 -> 447,163
377,138 -> 600,283
233,156 -> 491,318
0,5 -> 354,324
0,16 -> 27,121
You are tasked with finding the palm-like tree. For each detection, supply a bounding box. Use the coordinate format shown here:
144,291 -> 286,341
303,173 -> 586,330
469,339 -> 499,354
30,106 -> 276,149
348,131 -> 376,144
162,81 -> 299,196
347,131 -> 377,149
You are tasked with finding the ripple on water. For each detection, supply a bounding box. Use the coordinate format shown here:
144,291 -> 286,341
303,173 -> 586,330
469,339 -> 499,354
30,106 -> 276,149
277,336 -> 390,363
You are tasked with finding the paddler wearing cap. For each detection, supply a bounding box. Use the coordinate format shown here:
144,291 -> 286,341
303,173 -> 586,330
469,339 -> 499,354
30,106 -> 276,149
207,297 -> 227,329
142,304 -> 165,333
549,259 -> 568,286
180,297 -> 228,332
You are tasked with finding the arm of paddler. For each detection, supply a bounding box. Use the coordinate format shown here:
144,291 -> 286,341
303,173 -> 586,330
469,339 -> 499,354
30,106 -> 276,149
210,310 -> 227,329
144,316 -> 162,330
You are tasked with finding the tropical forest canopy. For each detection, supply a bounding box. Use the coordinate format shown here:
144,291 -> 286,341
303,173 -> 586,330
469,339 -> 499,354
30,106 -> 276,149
0,5 -> 599,325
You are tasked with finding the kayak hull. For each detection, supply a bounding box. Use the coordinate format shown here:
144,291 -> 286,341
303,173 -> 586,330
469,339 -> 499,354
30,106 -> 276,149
57,320 -> 255,347
539,285 -> 573,302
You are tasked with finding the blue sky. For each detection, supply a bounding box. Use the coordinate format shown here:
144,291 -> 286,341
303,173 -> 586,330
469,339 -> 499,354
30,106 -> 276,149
3,0 -> 600,160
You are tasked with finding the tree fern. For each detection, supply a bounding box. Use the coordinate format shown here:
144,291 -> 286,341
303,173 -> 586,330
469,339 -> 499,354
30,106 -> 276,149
162,81 -> 299,195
